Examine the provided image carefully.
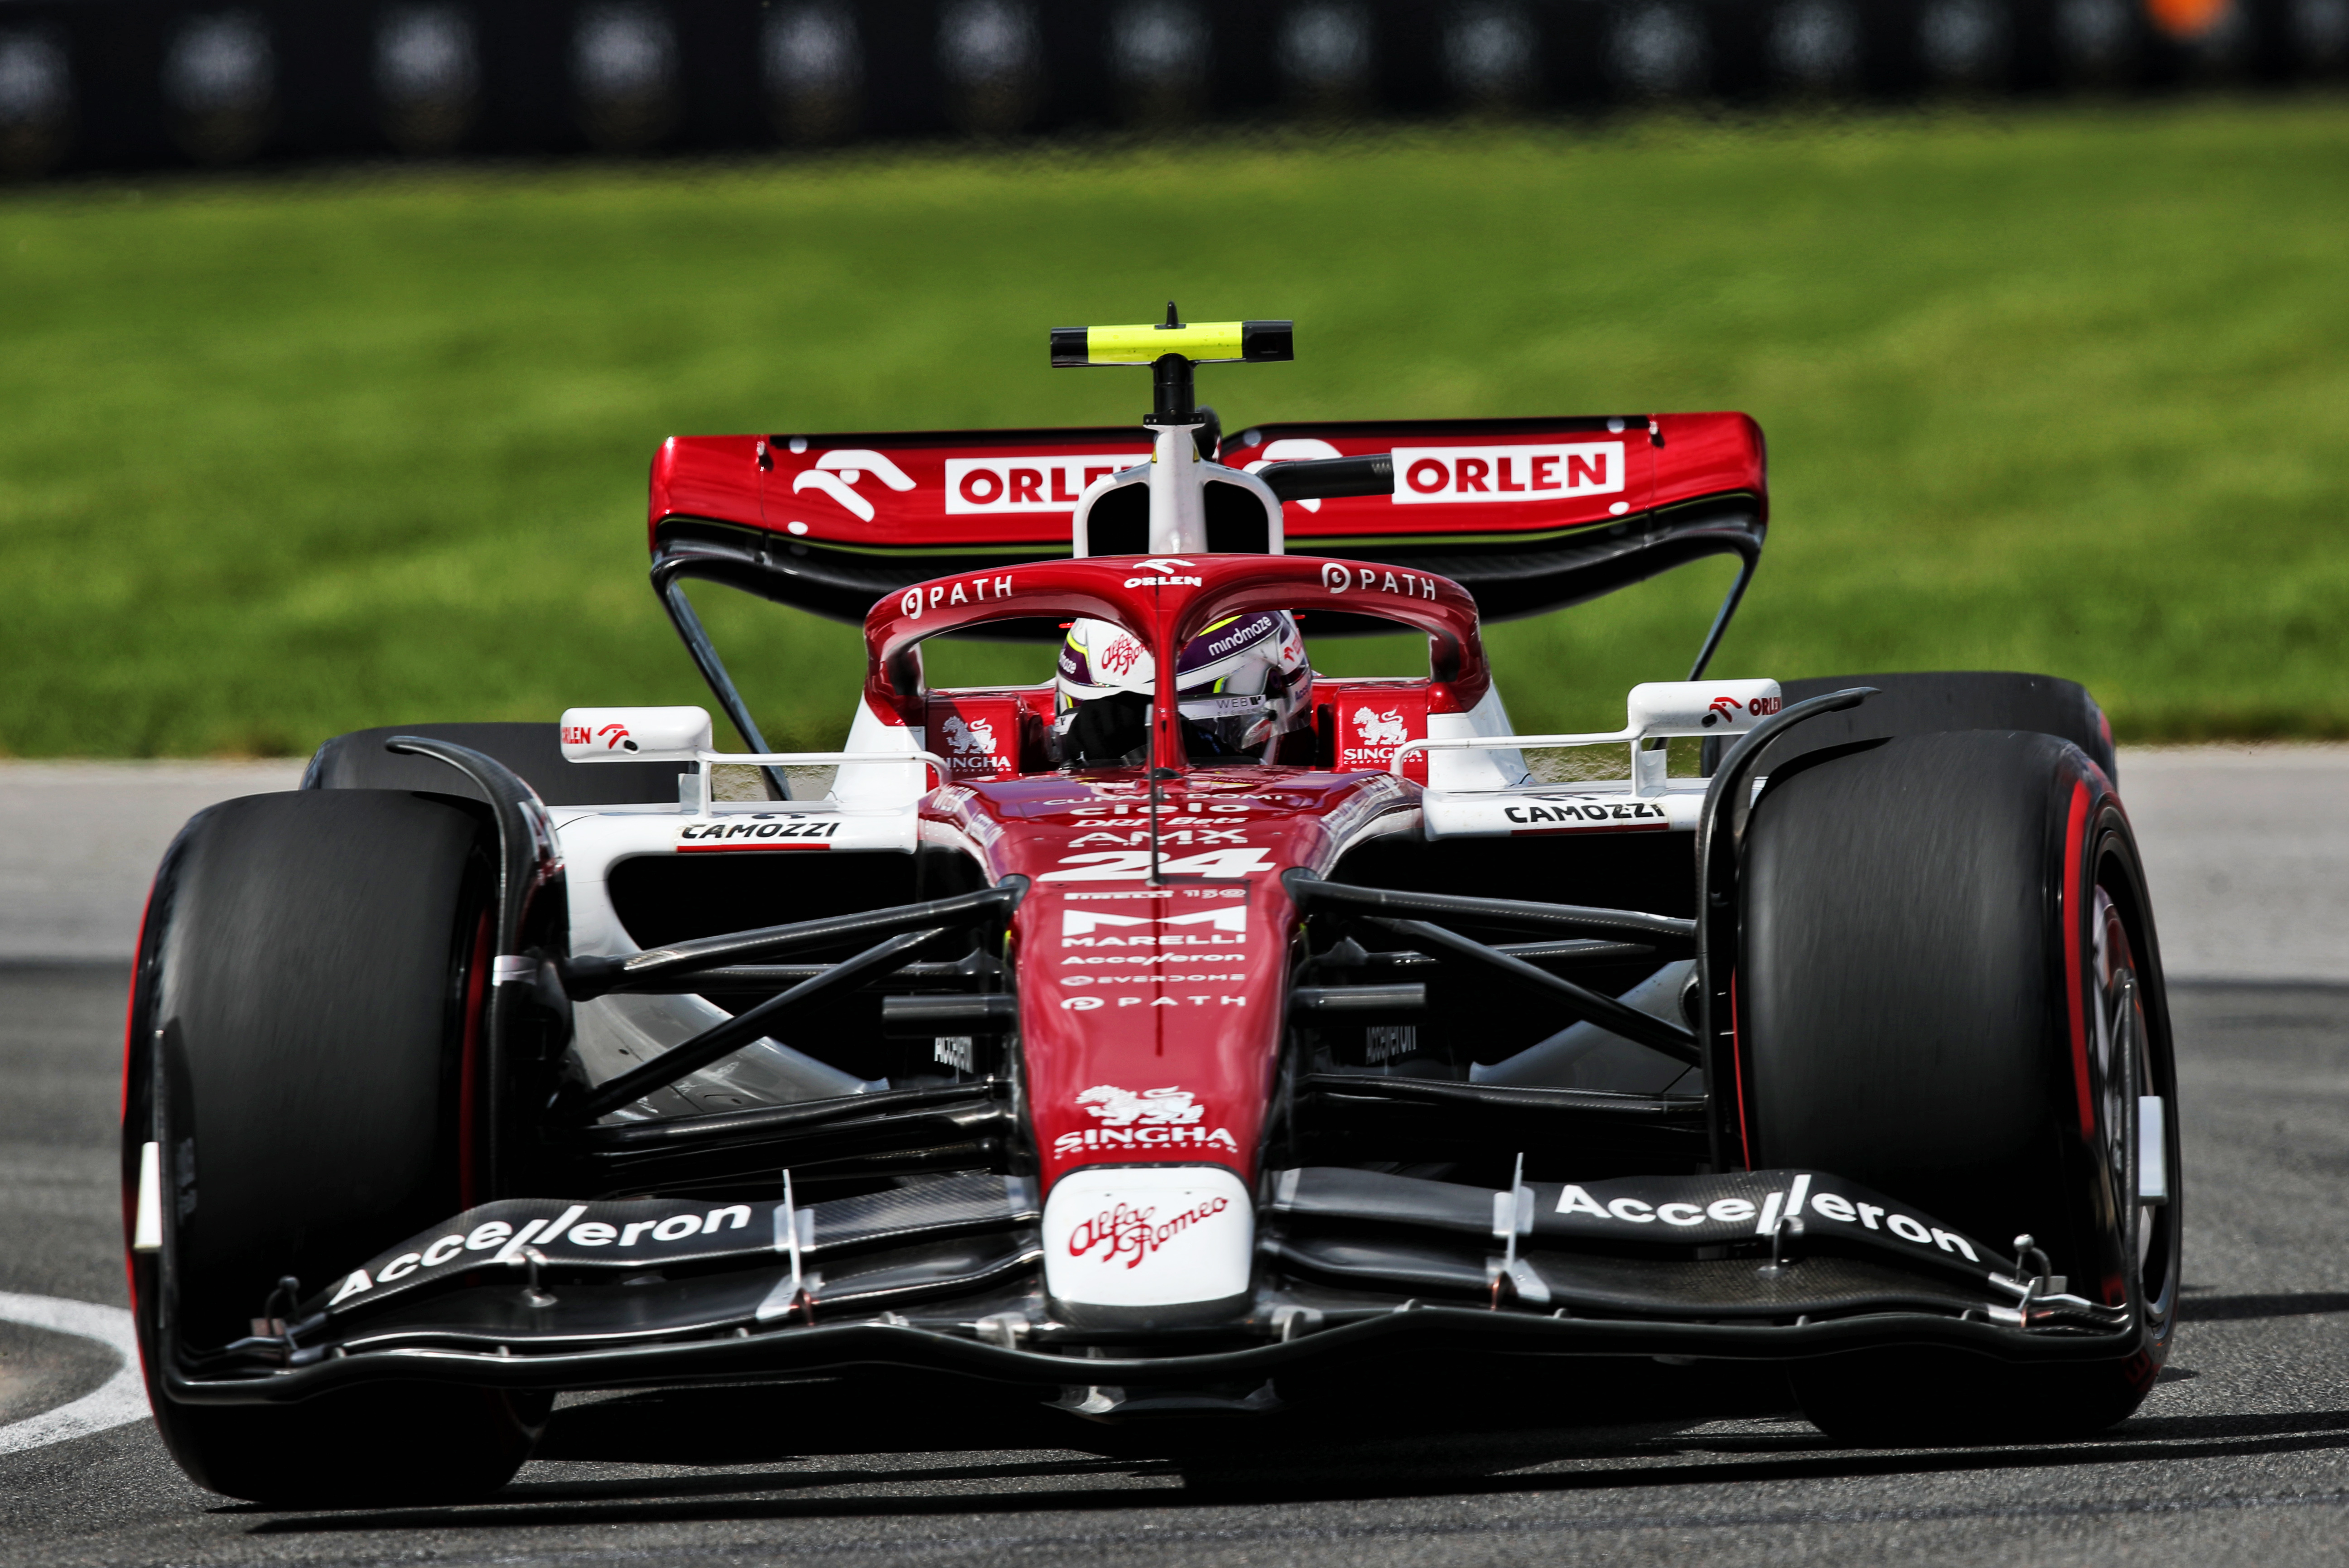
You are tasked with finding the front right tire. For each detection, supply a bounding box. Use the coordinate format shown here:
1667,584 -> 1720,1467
1738,729 -> 2180,1443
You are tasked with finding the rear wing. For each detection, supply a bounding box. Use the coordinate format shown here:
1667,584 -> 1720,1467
648,411 -> 1764,634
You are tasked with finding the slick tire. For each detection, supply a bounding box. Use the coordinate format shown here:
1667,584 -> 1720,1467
304,720 -> 699,806
1702,671 -> 2116,782
121,790 -> 542,1505
1738,730 -> 2181,1444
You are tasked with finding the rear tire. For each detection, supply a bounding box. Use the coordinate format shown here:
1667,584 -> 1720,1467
122,790 -> 543,1504
1739,730 -> 2180,1443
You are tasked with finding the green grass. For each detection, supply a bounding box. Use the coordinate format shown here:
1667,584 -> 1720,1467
5,99 -> 2348,756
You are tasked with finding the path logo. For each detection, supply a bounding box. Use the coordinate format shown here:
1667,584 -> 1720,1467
1354,707 -> 1408,747
1077,1085 -> 1206,1127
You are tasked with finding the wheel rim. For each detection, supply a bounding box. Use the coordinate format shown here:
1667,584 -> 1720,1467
2091,873 -> 2178,1345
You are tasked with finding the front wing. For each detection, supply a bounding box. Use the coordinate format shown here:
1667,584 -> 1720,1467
160,1162 -> 2138,1407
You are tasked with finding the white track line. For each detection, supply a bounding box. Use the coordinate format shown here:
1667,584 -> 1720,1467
0,1292 -> 150,1456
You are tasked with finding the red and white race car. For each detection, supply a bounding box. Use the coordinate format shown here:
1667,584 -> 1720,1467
122,311 -> 2181,1504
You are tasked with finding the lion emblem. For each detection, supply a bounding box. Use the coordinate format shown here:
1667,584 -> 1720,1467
939,714 -> 998,756
1075,1085 -> 1205,1126
1353,706 -> 1408,747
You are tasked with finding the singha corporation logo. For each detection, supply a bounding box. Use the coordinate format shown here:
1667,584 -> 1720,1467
939,714 -> 998,756
1076,1085 -> 1205,1127
1056,1083 -> 1237,1155
1352,706 -> 1409,747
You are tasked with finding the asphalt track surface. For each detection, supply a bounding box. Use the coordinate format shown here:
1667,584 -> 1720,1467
4,968 -> 2349,1567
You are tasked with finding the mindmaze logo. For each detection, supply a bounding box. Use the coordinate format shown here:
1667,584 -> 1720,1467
1065,1194 -> 1232,1269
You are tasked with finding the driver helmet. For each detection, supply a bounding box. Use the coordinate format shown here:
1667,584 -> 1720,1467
1055,611 -> 1311,765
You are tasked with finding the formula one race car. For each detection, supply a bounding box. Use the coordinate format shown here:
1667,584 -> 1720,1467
122,310 -> 2181,1504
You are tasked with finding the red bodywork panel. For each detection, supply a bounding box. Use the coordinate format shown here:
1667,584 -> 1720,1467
648,415 -> 1764,552
867,555 -> 1471,1198
924,769 -> 1418,1195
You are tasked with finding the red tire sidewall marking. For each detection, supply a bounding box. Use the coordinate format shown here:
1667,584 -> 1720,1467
458,907 -> 493,1209
1730,971 -> 1752,1169
2062,778 -> 2095,1142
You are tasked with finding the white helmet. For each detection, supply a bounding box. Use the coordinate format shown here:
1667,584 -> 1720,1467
1055,612 -> 1311,765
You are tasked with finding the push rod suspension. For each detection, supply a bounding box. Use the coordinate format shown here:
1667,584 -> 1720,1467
1286,872 -> 1695,951
562,883 -> 1023,1000
1357,937 -> 1660,970
612,955 -> 1002,994
568,926 -> 943,1120
1363,916 -> 1701,1066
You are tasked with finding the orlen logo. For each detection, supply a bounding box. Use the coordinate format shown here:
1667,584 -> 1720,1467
1125,556 -> 1202,588
1700,693 -> 1783,728
945,454 -> 1148,514
570,722 -> 641,752
1391,443 -> 1625,505
791,449 -> 916,522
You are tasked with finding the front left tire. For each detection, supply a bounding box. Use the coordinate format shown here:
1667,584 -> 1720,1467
122,789 -> 542,1505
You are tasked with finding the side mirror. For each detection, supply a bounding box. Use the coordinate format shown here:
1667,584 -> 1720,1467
560,706 -> 713,762
1625,680 -> 1784,737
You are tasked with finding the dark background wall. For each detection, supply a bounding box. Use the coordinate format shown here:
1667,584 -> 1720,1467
0,0 -> 2340,177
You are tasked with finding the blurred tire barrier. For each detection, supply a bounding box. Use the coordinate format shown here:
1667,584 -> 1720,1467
375,5 -> 482,155
0,24 -> 77,177
2,0 -> 2338,178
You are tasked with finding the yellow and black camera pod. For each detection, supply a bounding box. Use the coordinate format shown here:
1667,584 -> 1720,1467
1050,302 -> 1293,426
1050,303 -> 1293,557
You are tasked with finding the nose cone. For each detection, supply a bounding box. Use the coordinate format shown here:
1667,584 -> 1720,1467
1041,1164 -> 1254,1328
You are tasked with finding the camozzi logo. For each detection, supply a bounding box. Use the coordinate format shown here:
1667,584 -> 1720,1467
945,454 -> 1149,513
1055,1083 -> 1240,1156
